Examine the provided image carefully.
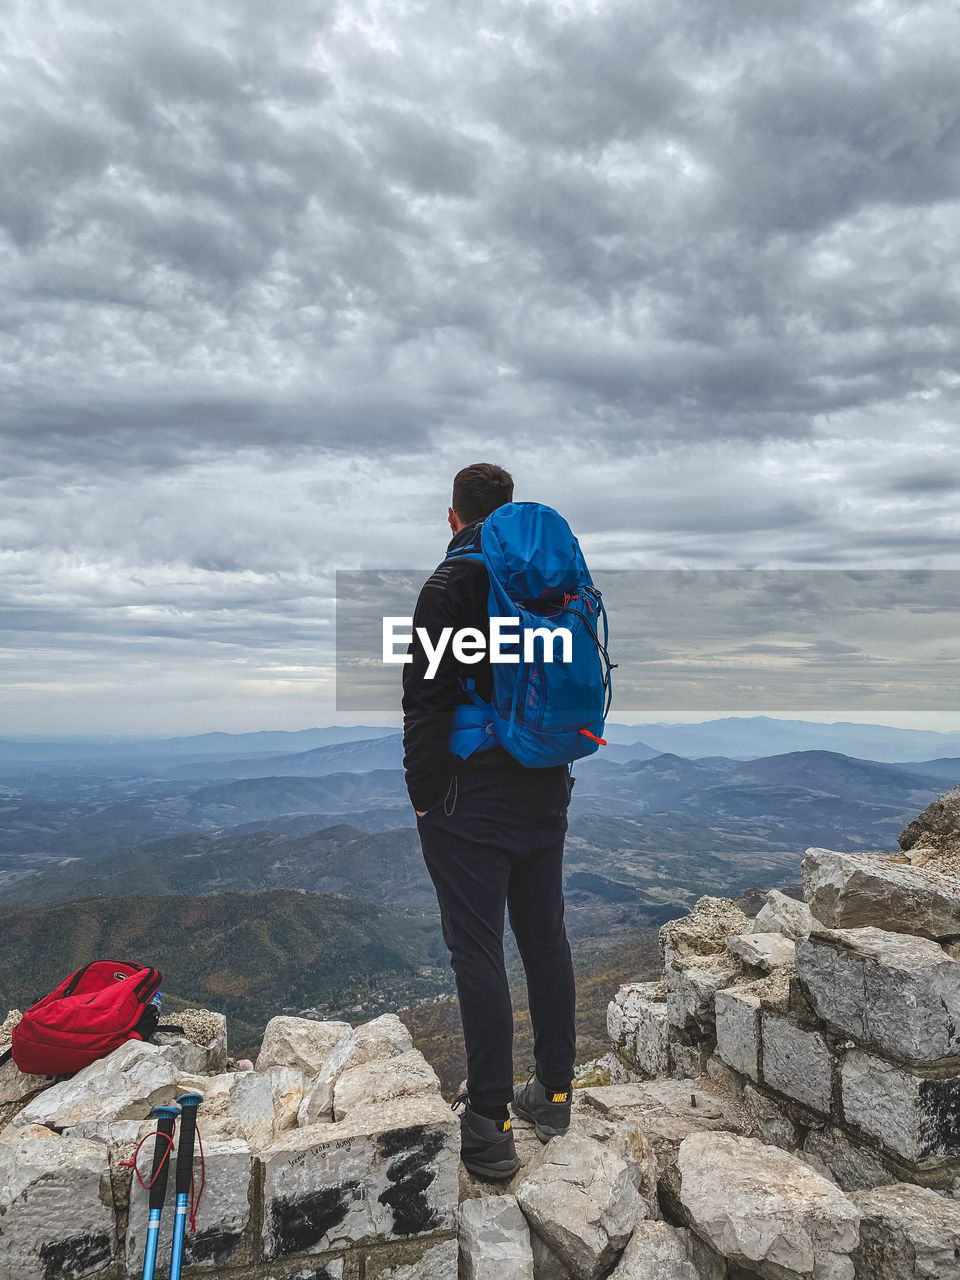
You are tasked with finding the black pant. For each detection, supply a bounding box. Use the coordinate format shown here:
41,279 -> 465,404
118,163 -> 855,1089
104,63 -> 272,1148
416,759 -> 577,1110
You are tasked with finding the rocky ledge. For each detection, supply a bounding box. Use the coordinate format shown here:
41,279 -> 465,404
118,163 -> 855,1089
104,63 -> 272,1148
4,788 -> 960,1279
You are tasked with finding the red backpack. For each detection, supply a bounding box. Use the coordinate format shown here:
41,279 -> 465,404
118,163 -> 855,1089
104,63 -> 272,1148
1,961 -> 164,1077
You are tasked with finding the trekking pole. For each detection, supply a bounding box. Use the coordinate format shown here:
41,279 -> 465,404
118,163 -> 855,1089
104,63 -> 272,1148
141,1104 -> 180,1280
168,1092 -> 203,1280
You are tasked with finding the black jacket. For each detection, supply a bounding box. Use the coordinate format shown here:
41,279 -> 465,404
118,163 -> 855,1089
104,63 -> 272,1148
401,521 -> 532,811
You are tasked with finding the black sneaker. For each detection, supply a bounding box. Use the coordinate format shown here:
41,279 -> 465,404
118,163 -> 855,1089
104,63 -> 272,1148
452,1093 -> 520,1180
512,1070 -> 571,1143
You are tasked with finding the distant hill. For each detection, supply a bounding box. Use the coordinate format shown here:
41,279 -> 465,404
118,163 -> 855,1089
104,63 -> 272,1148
166,734 -> 406,781
571,749 -> 941,824
608,716 -> 960,762
893,757 -> 960,784
8,823 -> 433,910
0,726 -> 397,766
0,770 -> 412,864
0,891 -> 447,1036
587,740 -> 661,764
225,808 -> 417,836
175,770 -> 408,823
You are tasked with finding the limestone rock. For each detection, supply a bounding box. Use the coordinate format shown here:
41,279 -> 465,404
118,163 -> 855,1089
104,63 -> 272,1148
63,1118 -> 147,1145
852,1181 -> 960,1279
14,1039 -> 180,1131
257,1015 -> 351,1076
678,1131 -> 860,1280
0,1009 -> 40,1110
746,890 -> 815,940
176,1066 -> 304,1150
899,784 -> 960,857
531,1229 -> 576,1279
761,1011 -> 833,1114
840,1048 -> 960,1162
0,1054 -> 47,1107
260,1094 -> 459,1259
607,983 -> 669,1078
577,1078 -> 739,1185
685,1234 -> 729,1280
662,897 -> 750,961
0,1121 -> 61,1145
516,1127 -> 648,1280
380,1238 -> 458,1279
714,988 -> 760,1082
666,959 -> 739,1038
333,1048 -> 440,1122
795,926 -> 960,1061
802,1127 -> 893,1193
126,1137 -> 252,1272
662,901 -> 745,1037
153,1007 -> 227,1074
298,1012 -> 414,1126
459,1195 -> 534,1280
607,1056 -> 646,1085
669,1041 -> 711,1081
0,1130 -> 115,1280
325,1012 -> 414,1075
257,1261 -> 345,1280
803,847 -> 960,940
0,1008 -> 20,1042
741,1083 -> 801,1150
567,1112 -> 660,1221
727,931 -> 796,973
607,1220 -> 705,1278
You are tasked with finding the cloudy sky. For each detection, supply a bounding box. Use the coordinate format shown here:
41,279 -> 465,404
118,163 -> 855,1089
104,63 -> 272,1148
2,0 -> 959,735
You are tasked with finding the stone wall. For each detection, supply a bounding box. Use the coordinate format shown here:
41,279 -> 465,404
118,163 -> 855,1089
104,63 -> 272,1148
602,834 -> 960,1278
0,1012 -> 458,1280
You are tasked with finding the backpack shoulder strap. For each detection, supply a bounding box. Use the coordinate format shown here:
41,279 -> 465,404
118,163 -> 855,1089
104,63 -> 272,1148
442,548 -> 485,565
0,1047 -> 12,1069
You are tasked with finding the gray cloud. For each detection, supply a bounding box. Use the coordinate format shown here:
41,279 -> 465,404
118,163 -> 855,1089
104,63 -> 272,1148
2,0 -> 959,731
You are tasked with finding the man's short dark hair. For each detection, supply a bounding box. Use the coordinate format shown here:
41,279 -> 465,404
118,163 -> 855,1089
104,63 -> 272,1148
452,463 -> 514,524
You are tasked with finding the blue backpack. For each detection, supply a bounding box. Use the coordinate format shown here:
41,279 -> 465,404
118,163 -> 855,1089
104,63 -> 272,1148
443,501 -> 614,767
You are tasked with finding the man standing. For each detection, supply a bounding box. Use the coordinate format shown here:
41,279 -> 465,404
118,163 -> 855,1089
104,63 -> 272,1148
402,463 -> 577,1179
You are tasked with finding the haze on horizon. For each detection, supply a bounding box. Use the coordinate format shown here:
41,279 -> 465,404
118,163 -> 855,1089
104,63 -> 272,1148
7,712 -> 960,746
2,1 -> 959,736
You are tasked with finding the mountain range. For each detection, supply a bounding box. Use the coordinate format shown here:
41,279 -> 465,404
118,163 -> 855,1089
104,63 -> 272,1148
3,749 -> 949,883
7,715 -> 960,771
2,721 -> 956,1065
6,746 -> 946,961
